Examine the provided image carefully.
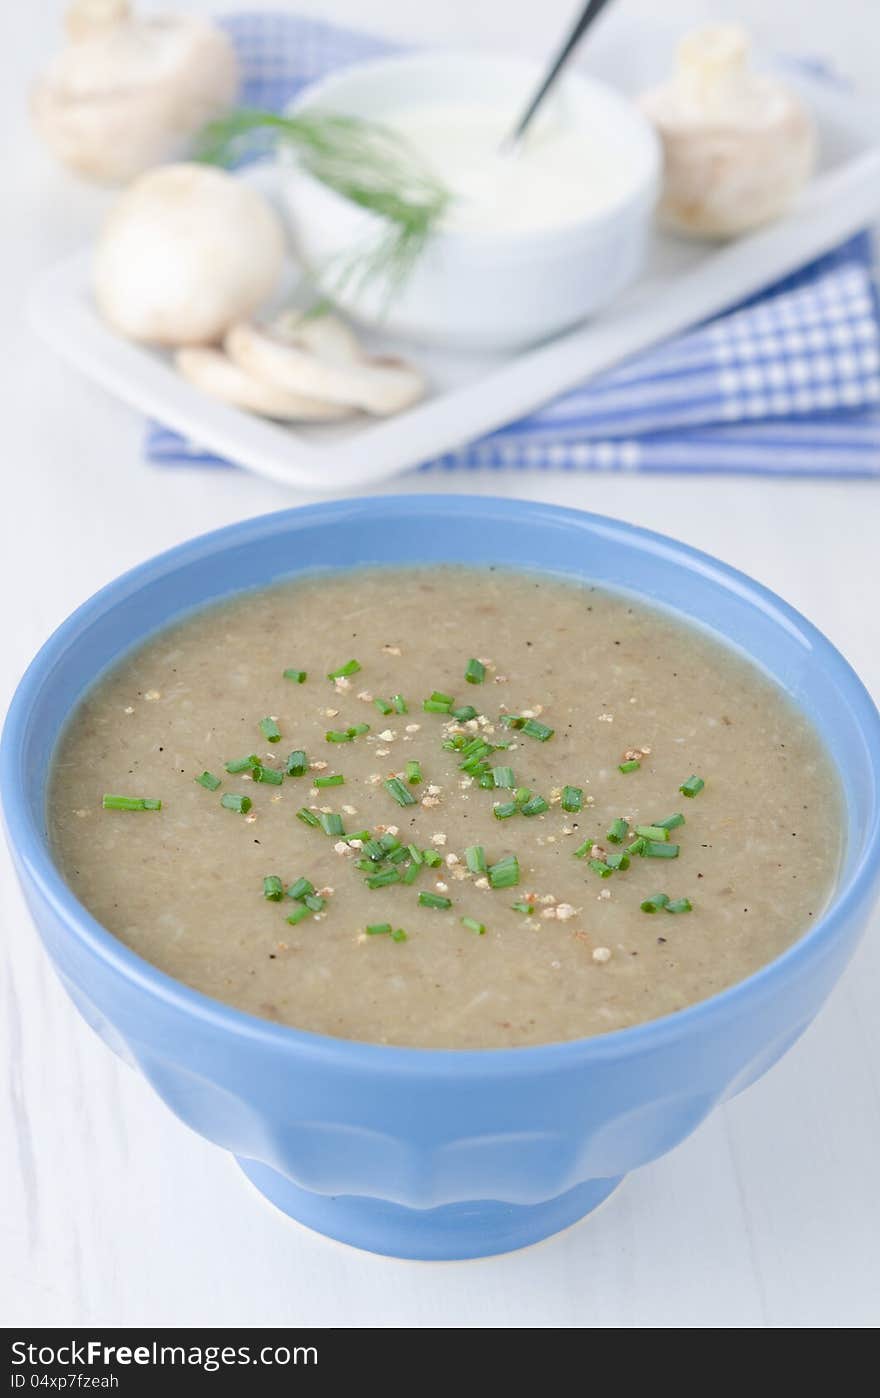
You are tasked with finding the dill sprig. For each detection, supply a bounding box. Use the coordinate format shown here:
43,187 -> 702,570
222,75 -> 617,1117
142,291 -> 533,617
196,108 -> 451,297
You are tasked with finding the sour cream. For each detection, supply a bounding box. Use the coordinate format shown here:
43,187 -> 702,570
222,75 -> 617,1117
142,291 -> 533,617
380,100 -> 636,235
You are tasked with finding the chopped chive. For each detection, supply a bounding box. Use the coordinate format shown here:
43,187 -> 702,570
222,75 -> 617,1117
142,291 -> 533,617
354,858 -> 374,872
314,773 -> 344,788
634,825 -> 669,842
325,729 -> 352,743
220,793 -> 250,815
465,844 -> 486,874
487,854 -> 520,889
296,806 -> 320,827
348,722 -> 370,738
362,838 -> 385,862
423,699 -> 452,714
378,834 -> 401,855
572,839 -> 592,859
666,897 -> 693,914
391,694 -> 407,714
513,786 -> 532,806
431,690 -> 453,705
405,760 -> 423,785
252,764 -> 283,785
263,875 -> 284,902
493,801 -> 518,820
366,922 -> 391,936
406,844 -> 423,865
619,759 -> 641,774
286,903 -> 312,926
346,830 -> 371,843
366,868 -> 401,889
225,755 -> 258,774
318,812 -> 344,836
461,736 -> 489,756
561,785 -> 583,812
607,817 -> 629,844
422,849 -> 442,868
259,717 -> 281,743
626,837 -> 647,856
522,718 -> 554,742
461,916 -> 486,935
384,777 -> 416,807
303,893 -> 326,912
521,795 -> 549,817
387,845 -> 410,864
287,877 -> 315,901
286,750 -> 307,776
641,892 -> 670,913
402,861 -> 421,884
500,714 -> 526,729
418,892 -> 452,910
101,794 -> 162,811
511,900 -> 535,914
451,704 -> 478,721
656,812 -> 685,831
283,669 -> 307,684
680,775 -> 705,798
391,927 -> 408,942
492,766 -> 515,789
442,736 -> 465,752
465,658 -> 486,685
644,841 -> 680,859
374,697 -> 394,715
195,771 -> 221,791
478,773 -> 495,790
588,858 -> 614,878
327,659 -> 361,680
605,849 -> 630,871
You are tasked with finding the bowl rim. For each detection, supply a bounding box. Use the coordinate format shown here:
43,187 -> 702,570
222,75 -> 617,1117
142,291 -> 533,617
3,494 -> 880,1076
279,48 -> 662,250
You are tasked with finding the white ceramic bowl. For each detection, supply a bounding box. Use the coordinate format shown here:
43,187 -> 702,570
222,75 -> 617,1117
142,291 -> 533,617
278,52 -> 661,351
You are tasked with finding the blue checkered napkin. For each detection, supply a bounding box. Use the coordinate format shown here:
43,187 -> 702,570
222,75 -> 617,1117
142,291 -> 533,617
144,12 -> 880,477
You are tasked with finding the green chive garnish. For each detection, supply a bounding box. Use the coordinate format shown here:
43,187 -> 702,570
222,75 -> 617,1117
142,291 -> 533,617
287,877 -> 314,901
423,698 -> 452,714
384,777 -> 416,807
319,812 -> 344,836
605,849 -> 630,871
391,694 -> 407,714
252,764 -> 283,785
656,812 -> 685,830
286,750 -> 307,777
572,839 -> 592,859
666,897 -> 693,914
644,841 -> 680,859
407,844 -> 423,865
379,833 -> 401,852
626,837 -> 647,856
263,876 -> 284,902
422,849 -> 442,868
522,718 -> 554,742
283,669 -> 307,684
195,771 -> 221,791
588,858 -> 614,878
465,845 -> 486,874
513,786 -> 532,806
405,760 -> 422,785
363,838 -> 385,862
461,916 -> 486,935
366,868 -> 401,889
259,717 -> 281,743
387,845 -> 409,864
314,773 -> 344,788
325,729 -> 353,743
500,715 -> 526,730
327,659 -> 361,680
680,775 -> 705,797
220,793 -> 250,815
303,893 -> 325,912
492,766 -> 515,789
561,785 -> 583,812
418,892 -> 452,910
286,904 -> 312,926
391,928 -> 408,942
402,861 -> 421,885
511,900 -> 535,914
465,658 -> 486,685
493,801 -> 518,819
451,704 -> 478,721
619,759 -> 641,774
102,795 -> 162,811
521,795 -> 549,817
296,807 -> 320,827
348,722 -> 370,738
487,854 -> 519,889
366,922 -> 391,936
346,830 -> 371,843
634,825 -> 669,842
607,817 -> 628,844
225,755 -> 258,774
640,892 -> 670,913
374,697 -> 394,715
478,773 -> 494,790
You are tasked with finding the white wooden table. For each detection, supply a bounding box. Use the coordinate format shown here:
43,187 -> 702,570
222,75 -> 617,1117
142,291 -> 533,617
2,0 -> 879,1329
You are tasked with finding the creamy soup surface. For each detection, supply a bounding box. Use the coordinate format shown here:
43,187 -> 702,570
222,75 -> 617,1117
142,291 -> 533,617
50,567 -> 841,1049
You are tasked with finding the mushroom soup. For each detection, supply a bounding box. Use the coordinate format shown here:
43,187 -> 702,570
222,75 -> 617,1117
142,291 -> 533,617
49,566 -> 841,1049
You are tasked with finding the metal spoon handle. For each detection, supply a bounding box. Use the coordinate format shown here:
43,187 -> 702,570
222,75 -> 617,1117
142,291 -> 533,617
507,0 -> 617,147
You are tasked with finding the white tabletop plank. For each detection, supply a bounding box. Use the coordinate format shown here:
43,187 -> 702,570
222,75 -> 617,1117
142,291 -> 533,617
2,0 -> 879,1330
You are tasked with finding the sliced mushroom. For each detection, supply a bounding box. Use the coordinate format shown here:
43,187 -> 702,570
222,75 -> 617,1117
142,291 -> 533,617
175,348 -> 353,421
224,318 -> 425,417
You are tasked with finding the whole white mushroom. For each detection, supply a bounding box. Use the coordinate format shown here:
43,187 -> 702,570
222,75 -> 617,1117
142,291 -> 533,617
640,26 -> 815,239
93,164 -> 286,346
31,0 -> 239,184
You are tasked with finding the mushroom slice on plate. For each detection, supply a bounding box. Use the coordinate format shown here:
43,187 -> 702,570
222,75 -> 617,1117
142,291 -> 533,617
225,318 -> 425,417
175,348 -> 354,421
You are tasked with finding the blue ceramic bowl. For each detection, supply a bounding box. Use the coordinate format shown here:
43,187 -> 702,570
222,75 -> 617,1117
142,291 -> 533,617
3,497 -> 880,1261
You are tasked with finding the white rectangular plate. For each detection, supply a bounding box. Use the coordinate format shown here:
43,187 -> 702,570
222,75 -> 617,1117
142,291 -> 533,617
29,28 -> 880,493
